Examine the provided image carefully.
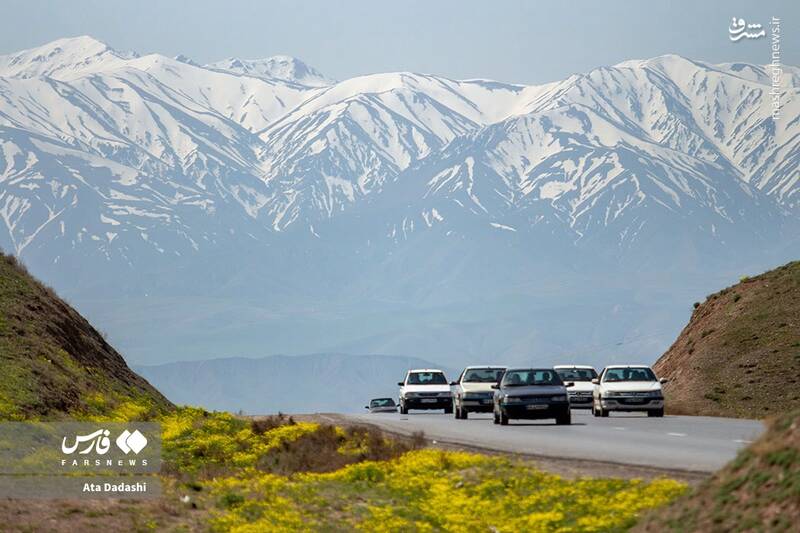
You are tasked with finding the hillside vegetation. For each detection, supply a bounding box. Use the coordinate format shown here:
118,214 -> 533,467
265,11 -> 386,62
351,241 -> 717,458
636,408 -> 800,532
654,261 -> 800,418
0,252 -> 171,419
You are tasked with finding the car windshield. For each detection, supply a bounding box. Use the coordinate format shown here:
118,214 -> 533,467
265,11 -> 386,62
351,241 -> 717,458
407,372 -> 447,385
370,398 -> 395,407
555,368 -> 598,381
463,368 -> 505,383
502,369 -> 562,387
603,368 -> 657,382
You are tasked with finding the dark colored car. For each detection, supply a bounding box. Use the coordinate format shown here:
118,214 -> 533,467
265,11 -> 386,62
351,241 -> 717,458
492,368 -> 572,425
365,398 -> 398,413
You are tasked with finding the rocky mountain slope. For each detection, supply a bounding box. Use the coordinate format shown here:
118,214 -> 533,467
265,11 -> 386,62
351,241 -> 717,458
0,251 -> 171,419
654,261 -> 800,418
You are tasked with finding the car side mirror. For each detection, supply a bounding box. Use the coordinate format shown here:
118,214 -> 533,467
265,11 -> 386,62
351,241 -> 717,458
364,406 -> 369,409
659,377 -> 668,384
491,384 -> 499,389
591,378 -> 599,384
450,381 -> 458,386
397,382 -> 404,386
565,382 -> 575,388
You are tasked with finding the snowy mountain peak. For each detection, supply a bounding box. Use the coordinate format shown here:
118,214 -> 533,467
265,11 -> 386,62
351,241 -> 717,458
0,35 -> 138,80
173,54 -> 199,66
206,55 -> 332,86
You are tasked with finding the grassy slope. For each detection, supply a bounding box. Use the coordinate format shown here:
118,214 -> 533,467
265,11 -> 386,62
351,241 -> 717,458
0,252 -> 171,419
654,261 -> 800,418
636,408 -> 800,532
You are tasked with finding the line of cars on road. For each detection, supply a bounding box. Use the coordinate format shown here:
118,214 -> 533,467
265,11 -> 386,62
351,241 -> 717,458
367,364 -> 668,425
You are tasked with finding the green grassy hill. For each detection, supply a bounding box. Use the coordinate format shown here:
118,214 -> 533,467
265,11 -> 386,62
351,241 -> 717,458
0,252 -> 171,420
654,261 -> 800,418
635,408 -> 800,532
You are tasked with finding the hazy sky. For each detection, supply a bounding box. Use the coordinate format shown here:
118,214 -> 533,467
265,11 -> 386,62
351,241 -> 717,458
1,0 -> 797,85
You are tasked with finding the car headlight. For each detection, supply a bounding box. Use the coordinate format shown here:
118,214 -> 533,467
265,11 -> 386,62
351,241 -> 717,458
647,391 -> 664,398
551,395 -> 568,402
438,392 -> 452,398
503,396 -> 522,403
403,392 -> 418,399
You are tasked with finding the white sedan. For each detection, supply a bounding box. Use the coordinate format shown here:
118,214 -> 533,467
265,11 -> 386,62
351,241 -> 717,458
450,366 -> 506,419
592,365 -> 666,417
554,365 -> 597,409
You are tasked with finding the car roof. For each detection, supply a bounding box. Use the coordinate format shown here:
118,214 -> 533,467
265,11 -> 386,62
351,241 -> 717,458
370,397 -> 394,401
463,365 -> 507,370
554,365 -> 596,370
604,364 -> 651,369
504,367 -> 556,372
407,369 -> 444,373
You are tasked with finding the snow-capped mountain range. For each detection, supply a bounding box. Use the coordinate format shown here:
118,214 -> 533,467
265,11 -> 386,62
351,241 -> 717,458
0,36 -> 797,366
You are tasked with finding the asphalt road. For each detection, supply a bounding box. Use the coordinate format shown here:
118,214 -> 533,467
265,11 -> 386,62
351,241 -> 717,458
345,409 -> 764,473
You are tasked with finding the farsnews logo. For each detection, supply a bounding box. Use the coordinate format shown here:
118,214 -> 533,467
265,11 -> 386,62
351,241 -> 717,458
61,428 -> 148,455
116,429 -> 148,454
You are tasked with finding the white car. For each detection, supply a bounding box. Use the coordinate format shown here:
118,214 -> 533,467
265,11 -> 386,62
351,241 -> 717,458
592,365 -> 666,417
398,369 -> 452,414
450,366 -> 506,419
554,365 -> 598,409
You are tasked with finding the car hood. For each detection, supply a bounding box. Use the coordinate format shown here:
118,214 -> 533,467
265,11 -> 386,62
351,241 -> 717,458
500,385 -> 566,396
402,384 -> 451,393
460,382 -> 497,393
566,381 -> 594,392
601,381 -> 662,393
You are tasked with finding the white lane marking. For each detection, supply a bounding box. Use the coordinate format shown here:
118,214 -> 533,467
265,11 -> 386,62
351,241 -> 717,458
734,439 -> 753,444
667,432 -> 687,437
613,427 -> 626,430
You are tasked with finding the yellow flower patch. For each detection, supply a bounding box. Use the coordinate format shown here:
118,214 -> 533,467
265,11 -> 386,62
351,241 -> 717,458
206,449 -> 687,532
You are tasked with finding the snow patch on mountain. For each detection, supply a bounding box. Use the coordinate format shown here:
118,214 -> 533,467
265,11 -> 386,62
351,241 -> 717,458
206,55 -> 333,87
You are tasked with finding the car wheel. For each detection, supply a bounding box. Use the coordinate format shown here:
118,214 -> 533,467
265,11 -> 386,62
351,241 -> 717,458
500,410 -> 509,425
462,409 -> 469,420
400,403 -> 407,415
592,400 -> 601,417
444,404 -> 453,414
493,409 -> 499,424
453,402 -> 460,418
648,408 -> 665,418
600,407 -> 609,417
556,409 -> 571,425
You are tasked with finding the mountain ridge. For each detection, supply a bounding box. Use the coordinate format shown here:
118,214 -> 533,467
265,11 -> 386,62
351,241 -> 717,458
1,36 -> 797,367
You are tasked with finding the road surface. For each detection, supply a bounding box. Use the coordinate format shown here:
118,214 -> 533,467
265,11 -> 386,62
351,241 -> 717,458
344,410 -> 764,473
